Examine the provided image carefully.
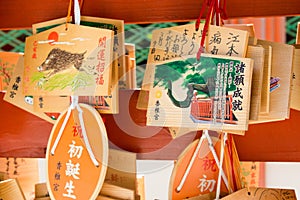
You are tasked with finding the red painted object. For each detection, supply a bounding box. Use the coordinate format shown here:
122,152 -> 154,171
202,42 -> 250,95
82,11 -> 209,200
0,90 -> 200,159
1,90 -> 300,162
190,94 -> 235,124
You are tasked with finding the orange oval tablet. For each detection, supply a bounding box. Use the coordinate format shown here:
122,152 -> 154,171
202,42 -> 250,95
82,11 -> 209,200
46,103 -> 108,200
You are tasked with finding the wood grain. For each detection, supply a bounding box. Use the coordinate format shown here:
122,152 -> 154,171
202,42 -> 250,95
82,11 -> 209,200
99,182 -> 135,200
290,45 -> 300,111
0,179 -> 26,200
246,46 -> 264,121
1,0 -> 300,30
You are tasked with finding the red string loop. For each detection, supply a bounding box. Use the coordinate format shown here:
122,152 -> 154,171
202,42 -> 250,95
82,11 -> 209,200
195,0 -> 209,31
196,0 -> 227,60
196,0 -> 216,60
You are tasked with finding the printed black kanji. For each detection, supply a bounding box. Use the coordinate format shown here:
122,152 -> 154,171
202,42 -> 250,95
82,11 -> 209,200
234,75 -> 245,86
12,83 -> 19,91
232,99 -> 243,111
235,62 -> 246,74
233,87 -> 243,99
15,76 -> 21,83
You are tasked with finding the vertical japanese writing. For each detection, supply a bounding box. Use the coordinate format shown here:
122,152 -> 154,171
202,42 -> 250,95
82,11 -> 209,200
213,63 -> 221,123
65,160 -> 80,179
9,76 -> 21,99
13,158 -> 18,175
202,156 -> 217,172
171,34 -> 180,56
150,26 -> 207,62
180,29 -> 188,56
164,31 -> 173,57
32,41 -> 38,59
6,157 -> 9,175
250,162 -> 256,186
154,100 -> 160,120
232,62 -> 245,111
53,161 -> 62,192
96,36 -> 106,85
188,32 -> 197,55
72,123 -> 83,138
221,63 -> 229,122
4,158 -> 20,176
39,96 -> 44,108
68,140 -> 83,159
63,180 -> 76,199
209,31 -> 221,55
213,61 -> 231,123
197,174 -> 216,193
226,33 -> 240,56
61,140 -> 84,199
158,32 -> 164,46
227,61 -> 234,86
24,65 -> 30,94
218,63 -> 225,119
151,41 -> 157,54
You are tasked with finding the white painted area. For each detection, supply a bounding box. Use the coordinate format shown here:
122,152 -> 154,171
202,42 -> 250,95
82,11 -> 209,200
137,160 -> 174,200
265,162 -> 300,199
38,158 -> 47,183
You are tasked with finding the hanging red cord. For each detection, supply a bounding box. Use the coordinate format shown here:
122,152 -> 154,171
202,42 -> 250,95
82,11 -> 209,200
196,0 -> 216,60
195,0 -> 209,31
195,0 -> 228,60
219,0 -> 228,21
65,0 -> 73,30
227,134 -> 238,191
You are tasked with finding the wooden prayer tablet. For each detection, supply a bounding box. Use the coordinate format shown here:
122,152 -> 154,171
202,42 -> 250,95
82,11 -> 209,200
169,133 -> 241,200
0,179 -> 26,200
125,43 -> 137,89
105,149 -> 137,191
291,45 -> 300,111
256,40 -> 294,122
24,23 -> 114,96
3,55 -> 56,123
147,53 -> 253,132
138,23 -> 250,110
221,187 -> 297,200
0,52 -> 22,92
80,16 -> 126,90
31,18 -> 121,114
246,46 -> 265,121
258,45 -> 272,115
46,103 -> 108,200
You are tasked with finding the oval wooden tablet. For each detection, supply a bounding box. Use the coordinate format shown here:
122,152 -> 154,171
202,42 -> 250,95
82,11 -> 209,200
46,103 -> 108,200
169,134 -> 229,200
